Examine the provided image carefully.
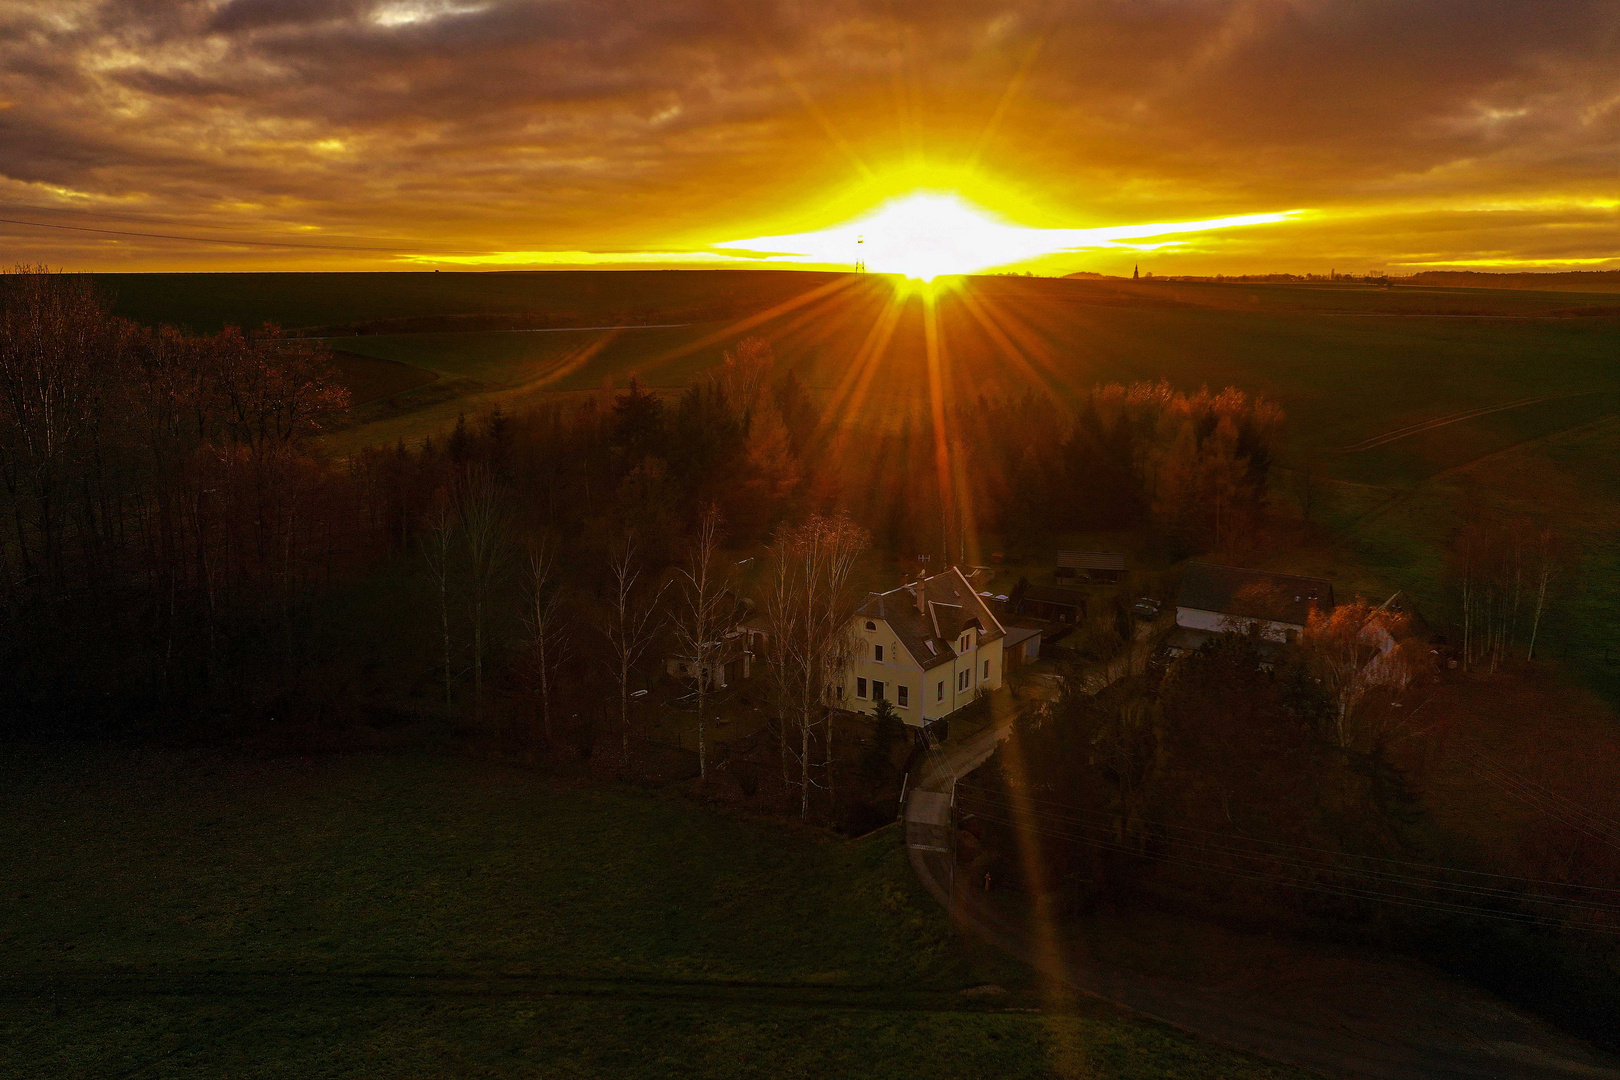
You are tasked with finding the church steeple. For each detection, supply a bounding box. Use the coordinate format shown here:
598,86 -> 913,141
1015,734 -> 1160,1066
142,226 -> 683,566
1132,264 -> 1139,280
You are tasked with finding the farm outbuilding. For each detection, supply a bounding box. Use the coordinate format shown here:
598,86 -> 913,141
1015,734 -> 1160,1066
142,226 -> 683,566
1171,563 -> 1335,652
1008,579 -> 1088,624
1056,550 -> 1126,584
1002,625 -> 1043,668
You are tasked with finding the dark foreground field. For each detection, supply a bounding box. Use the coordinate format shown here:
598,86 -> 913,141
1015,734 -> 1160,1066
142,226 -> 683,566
0,749 -> 1307,1080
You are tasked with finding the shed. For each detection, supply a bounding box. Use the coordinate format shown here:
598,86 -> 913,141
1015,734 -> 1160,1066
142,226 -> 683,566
1009,578 -> 1088,624
1056,550 -> 1127,583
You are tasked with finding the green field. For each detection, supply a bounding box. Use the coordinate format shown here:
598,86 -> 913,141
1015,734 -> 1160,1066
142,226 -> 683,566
101,270 -> 1620,699
0,749 -> 1305,1079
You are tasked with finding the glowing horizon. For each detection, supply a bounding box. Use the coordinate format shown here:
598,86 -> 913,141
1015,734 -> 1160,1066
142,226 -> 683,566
712,192 -> 1302,280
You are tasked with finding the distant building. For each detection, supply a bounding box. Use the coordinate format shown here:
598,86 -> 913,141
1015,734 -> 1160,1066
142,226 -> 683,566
1007,578 -> 1088,624
1056,550 -> 1126,584
847,568 -> 1006,729
1166,562 -> 1334,656
665,598 -> 767,689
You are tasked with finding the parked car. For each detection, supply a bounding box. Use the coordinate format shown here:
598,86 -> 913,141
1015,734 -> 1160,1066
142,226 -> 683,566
1132,597 -> 1162,619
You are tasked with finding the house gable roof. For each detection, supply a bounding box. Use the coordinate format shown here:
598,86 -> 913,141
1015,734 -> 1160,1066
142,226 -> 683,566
859,566 -> 1005,670
1176,562 -> 1334,627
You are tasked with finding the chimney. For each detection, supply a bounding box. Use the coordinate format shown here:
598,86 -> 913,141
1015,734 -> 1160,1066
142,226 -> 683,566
913,580 -> 926,614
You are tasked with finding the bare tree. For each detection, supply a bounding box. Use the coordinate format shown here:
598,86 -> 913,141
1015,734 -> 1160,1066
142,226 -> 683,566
1527,525 -> 1559,661
460,477 -> 510,724
1453,516 -> 1540,673
420,500 -> 457,714
673,504 -> 729,781
598,533 -> 668,765
763,537 -> 798,795
1299,599 -> 1414,750
523,535 -> 575,747
0,267 -> 116,579
765,514 -> 867,818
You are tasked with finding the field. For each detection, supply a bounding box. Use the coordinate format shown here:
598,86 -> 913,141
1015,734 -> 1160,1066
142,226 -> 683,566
101,269 -> 1620,700
0,749 -> 1306,1080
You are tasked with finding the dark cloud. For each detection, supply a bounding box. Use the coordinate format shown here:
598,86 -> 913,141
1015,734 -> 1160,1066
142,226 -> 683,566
3,0 -> 1620,271
209,0 -> 371,33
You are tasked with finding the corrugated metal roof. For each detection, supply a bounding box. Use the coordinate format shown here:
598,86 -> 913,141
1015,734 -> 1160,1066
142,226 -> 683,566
1176,562 -> 1334,626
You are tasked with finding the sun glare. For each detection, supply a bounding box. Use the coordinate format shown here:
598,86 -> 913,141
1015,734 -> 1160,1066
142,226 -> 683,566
716,191 -> 1303,281
717,192 -> 1051,281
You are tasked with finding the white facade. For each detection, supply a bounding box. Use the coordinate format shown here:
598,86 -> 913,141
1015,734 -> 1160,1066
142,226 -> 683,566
845,569 -> 1005,728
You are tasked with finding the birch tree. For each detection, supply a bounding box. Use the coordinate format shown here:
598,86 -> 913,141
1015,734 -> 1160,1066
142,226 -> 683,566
523,536 -> 575,748
460,478 -> 509,724
765,514 -> 867,818
598,533 -> 667,765
673,504 -> 729,780
419,500 -> 457,714
1527,525 -> 1558,661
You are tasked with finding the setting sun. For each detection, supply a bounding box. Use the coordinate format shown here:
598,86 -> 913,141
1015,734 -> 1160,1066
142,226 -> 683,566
716,191 -> 1303,280
718,192 -> 1051,280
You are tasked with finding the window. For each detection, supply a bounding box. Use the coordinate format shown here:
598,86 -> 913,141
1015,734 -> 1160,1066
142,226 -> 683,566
874,644 -> 884,662
872,680 -> 886,703
898,685 -> 909,708
937,681 -> 944,701
959,634 -> 969,652
856,677 -> 868,699
984,659 -> 990,679
958,669 -> 970,691
865,621 -> 876,631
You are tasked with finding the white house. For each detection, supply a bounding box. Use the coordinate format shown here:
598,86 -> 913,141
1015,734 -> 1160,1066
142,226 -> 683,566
1166,562 -> 1334,656
845,567 -> 1006,728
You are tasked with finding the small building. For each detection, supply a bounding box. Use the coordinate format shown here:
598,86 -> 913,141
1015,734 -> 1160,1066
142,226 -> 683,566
1056,550 -> 1126,584
665,601 -> 767,690
1008,578 -> 1088,624
1002,625 -> 1043,669
847,567 -> 1006,729
1168,563 -> 1334,656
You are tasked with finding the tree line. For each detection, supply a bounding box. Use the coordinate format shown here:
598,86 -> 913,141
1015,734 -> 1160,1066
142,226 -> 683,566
0,267 -> 359,722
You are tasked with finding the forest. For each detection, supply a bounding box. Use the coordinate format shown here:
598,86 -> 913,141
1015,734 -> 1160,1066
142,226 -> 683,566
0,269 -> 1280,756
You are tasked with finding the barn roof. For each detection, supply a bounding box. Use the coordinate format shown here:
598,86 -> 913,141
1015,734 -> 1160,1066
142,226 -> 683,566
1176,563 -> 1334,627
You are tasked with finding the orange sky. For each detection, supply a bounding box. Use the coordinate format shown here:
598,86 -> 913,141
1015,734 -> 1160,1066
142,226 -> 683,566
4,1 -> 1620,275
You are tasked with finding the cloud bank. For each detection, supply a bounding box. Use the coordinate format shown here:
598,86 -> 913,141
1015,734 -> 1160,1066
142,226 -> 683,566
3,0 -> 1619,271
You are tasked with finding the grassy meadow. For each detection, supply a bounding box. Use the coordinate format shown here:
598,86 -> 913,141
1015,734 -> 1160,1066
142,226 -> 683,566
100,269 -> 1620,699
0,749 -> 1308,1080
